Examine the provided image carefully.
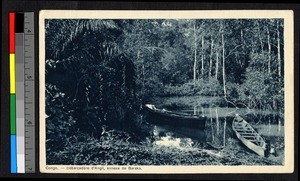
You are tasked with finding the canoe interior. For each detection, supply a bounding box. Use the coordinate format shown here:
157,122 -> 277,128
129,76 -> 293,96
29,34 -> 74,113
232,115 -> 266,156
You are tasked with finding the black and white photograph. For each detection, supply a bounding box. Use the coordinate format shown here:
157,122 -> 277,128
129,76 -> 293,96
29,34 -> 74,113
39,10 -> 294,173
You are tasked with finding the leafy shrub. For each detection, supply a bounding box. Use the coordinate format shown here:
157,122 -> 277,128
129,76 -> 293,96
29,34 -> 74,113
47,126 -> 281,165
163,79 -> 222,97
46,20 -> 137,135
46,83 -> 77,154
234,67 -> 284,112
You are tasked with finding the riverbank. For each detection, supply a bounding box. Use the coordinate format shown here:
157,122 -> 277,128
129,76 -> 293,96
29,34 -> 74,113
47,95 -> 284,166
47,128 -> 282,165
152,95 -> 224,109
152,95 -> 276,118
146,95 -> 284,165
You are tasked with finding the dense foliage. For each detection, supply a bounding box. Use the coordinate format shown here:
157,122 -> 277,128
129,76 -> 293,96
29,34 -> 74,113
46,20 -> 137,135
120,19 -> 284,111
45,18 -> 284,164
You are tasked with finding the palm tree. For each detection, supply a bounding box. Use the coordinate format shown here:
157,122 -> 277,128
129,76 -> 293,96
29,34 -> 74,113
45,19 -> 136,134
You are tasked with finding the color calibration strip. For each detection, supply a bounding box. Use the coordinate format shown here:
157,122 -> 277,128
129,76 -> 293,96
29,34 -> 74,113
9,12 -> 17,174
24,12 -> 35,173
9,12 -> 35,173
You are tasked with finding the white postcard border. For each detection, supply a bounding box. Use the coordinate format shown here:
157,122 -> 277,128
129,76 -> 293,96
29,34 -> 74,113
39,10 -> 294,174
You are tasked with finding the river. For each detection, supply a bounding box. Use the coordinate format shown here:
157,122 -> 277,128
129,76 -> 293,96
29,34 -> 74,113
144,102 -> 284,165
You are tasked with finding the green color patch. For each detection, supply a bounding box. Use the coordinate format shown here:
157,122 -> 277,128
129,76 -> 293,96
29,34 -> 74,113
10,94 -> 16,134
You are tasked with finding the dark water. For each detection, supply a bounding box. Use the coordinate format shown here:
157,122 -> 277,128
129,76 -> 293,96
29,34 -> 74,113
145,106 -> 284,156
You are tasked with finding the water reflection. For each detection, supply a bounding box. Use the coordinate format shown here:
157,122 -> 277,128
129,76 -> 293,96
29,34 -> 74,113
152,125 -> 195,150
256,124 -> 284,137
206,107 -> 229,148
146,105 -> 284,152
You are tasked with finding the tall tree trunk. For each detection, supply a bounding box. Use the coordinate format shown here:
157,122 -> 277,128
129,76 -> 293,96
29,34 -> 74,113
193,21 -> 197,83
268,116 -> 271,135
122,65 -> 126,88
273,98 -> 276,123
277,21 -> 281,78
256,20 -> 264,52
210,108 -> 214,142
240,29 -> 246,66
209,37 -> 214,78
142,63 -> 145,89
221,29 -> 227,99
267,27 -> 272,74
201,35 -> 204,79
136,50 -> 140,80
276,20 -> 283,130
215,49 -> 219,80
278,118 -> 281,133
223,118 -> 227,147
215,108 -> 219,135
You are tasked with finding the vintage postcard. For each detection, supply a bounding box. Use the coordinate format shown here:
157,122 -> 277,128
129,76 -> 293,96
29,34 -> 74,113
39,10 -> 294,173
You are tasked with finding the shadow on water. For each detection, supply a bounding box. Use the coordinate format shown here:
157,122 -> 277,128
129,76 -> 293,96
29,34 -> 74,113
143,105 -> 284,161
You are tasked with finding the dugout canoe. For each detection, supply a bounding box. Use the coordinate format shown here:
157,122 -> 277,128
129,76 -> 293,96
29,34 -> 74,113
144,104 -> 206,130
232,114 -> 266,157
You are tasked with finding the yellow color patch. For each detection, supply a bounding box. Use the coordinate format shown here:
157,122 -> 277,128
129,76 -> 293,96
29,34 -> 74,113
10,54 -> 16,94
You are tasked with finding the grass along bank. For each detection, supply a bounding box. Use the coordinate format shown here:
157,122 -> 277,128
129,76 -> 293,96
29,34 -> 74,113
152,95 -> 224,109
47,127 -> 281,166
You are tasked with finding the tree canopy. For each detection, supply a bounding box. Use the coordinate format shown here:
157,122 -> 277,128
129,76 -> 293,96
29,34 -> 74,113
45,18 -> 284,136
